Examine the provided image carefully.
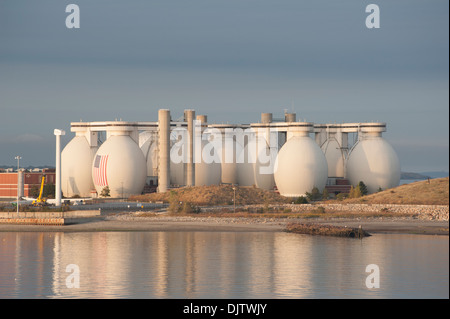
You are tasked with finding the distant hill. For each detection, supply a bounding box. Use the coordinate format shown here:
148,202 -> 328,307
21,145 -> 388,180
401,172 -> 429,180
420,171 -> 449,178
401,171 -> 449,180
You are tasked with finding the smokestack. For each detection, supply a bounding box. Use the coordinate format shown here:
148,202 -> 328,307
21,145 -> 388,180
158,109 -> 170,193
261,113 -> 273,124
285,113 -> 296,122
184,109 -> 195,187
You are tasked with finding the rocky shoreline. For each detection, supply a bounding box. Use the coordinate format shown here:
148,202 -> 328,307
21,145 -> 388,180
237,203 -> 449,221
0,203 -> 448,235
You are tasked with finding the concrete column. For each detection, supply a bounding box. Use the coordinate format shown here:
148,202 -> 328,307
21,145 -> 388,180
18,170 -> 24,198
158,109 -> 170,193
184,110 -> 195,186
54,129 -> 66,206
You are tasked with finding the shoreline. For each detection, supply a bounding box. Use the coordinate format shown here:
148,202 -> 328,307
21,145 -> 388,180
0,214 -> 448,235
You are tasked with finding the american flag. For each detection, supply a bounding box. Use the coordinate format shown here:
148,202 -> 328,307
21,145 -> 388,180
93,155 -> 109,187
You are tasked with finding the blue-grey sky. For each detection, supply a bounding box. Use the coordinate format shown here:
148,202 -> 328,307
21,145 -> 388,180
0,0 -> 448,172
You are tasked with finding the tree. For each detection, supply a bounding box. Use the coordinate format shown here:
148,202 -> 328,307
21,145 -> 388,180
100,186 -> 110,197
349,185 -> 362,199
353,186 -> 362,198
168,190 -> 181,214
322,188 -> 329,200
306,186 -> 322,201
43,183 -> 55,199
358,181 -> 368,196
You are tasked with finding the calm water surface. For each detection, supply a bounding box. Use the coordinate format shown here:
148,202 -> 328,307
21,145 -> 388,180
0,231 -> 448,299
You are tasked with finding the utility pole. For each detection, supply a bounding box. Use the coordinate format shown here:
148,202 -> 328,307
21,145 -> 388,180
232,186 -> 236,213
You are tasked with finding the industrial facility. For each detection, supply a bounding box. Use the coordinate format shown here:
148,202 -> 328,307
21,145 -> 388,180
0,169 -> 56,199
60,109 -> 401,199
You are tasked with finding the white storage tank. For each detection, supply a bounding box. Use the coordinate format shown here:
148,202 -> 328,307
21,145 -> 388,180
92,124 -> 147,197
140,131 -> 158,178
346,124 -> 400,193
274,123 -> 328,197
62,132 -> 98,198
212,125 -> 241,185
254,134 -> 277,191
170,137 -> 185,186
236,134 -> 257,187
195,139 -> 222,186
220,135 -> 239,184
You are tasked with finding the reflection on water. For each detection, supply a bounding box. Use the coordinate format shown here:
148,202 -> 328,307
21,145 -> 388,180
0,232 -> 448,299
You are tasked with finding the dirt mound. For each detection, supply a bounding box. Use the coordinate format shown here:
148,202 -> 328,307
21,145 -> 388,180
130,185 -> 290,206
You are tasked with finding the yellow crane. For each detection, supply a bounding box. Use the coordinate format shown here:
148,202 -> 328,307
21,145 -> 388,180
32,175 -> 47,206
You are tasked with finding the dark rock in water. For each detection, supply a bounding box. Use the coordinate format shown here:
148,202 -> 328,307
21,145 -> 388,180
285,222 -> 371,238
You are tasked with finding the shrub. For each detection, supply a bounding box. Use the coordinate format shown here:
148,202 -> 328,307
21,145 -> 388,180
306,187 -> 322,201
294,196 -> 308,204
336,193 -> 348,201
349,185 -> 362,198
168,191 -> 181,214
100,186 -> 110,197
182,202 -> 200,214
313,206 -> 326,214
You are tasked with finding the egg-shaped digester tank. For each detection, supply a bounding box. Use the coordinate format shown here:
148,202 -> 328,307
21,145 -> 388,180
61,133 -> 98,197
274,124 -> 328,197
92,125 -> 147,197
346,130 -> 400,194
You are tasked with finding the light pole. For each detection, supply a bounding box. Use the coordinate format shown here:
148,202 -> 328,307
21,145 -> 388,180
15,156 -> 21,217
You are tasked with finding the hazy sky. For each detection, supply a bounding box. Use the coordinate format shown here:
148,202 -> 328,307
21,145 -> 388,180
0,0 -> 448,172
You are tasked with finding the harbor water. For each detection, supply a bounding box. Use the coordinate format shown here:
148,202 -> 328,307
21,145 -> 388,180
0,231 -> 448,299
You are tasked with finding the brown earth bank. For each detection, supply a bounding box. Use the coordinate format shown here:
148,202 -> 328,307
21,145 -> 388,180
339,177 -> 449,205
130,184 -> 290,206
130,178 -> 449,207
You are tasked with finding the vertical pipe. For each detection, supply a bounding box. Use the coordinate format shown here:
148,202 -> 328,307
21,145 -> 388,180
54,129 -> 65,207
15,156 -> 21,216
185,110 -> 195,186
158,109 -> 170,193
56,134 -> 61,206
